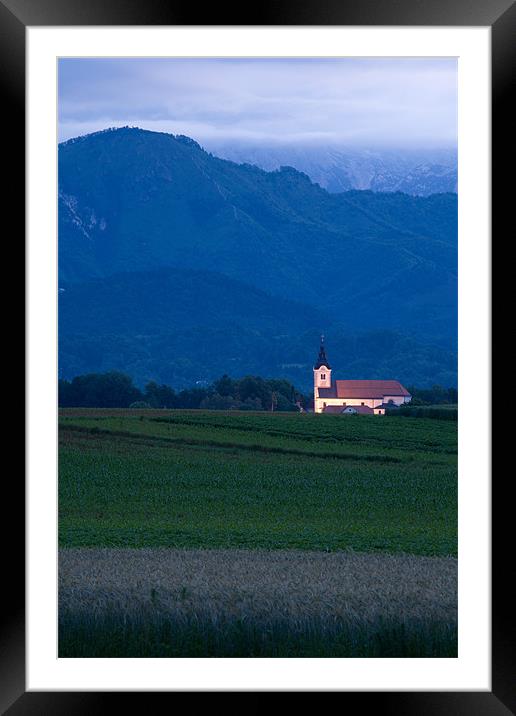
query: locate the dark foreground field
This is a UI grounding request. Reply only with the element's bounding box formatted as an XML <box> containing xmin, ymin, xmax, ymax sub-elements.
<box><xmin>59</xmin><ymin>548</ymin><xmax>457</xmax><ymax>658</ymax></box>
<box><xmin>58</xmin><ymin>409</ymin><xmax>458</xmax><ymax>657</ymax></box>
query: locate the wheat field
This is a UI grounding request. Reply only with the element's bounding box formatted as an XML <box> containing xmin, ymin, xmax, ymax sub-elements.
<box><xmin>59</xmin><ymin>547</ymin><xmax>457</xmax><ymax>657</ymax></box>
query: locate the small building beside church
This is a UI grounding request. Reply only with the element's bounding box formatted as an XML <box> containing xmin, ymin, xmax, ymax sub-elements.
<box><xmin>313</xmin><ymin>338</ymin><xmax>411</xmax><ymax>415</ymax></box>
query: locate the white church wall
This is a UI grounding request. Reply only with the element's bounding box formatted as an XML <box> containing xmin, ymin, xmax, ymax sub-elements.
<box><xmin>338</xmin><ymin>397</ymin><xmax>377</xmax><ymax>408</ymax></box>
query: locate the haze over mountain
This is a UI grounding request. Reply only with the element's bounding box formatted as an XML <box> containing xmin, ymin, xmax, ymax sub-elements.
<box><xmin>58</xmin><ymin>127</ymin><xmax>457</xmax><ymax>389</ymax></box>
<box><xmin>207</xmin><ymin>144</ymin><xmax>457</xmax><ymax>197</ymax></box>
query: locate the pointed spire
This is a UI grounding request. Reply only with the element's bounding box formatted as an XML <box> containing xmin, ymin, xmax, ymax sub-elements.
<box><xmin>314</xmin><ymin>334</ymin><xmax>331</xmax><ymax>369</ymax></box>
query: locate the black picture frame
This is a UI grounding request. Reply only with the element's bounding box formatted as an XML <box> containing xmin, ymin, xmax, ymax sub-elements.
<box><xmin>5</xmin><ymin>0</ymin><xmax>512</xmax><ymax>710</ymax></box>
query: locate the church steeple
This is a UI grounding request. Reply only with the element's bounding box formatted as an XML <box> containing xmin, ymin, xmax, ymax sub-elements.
<box><xmin>313</xmin><ymin>335</ymin><xmax>332</xmax><ymax>410</ymax></box>
<box><xmin>314</xmin><ymin>334</ymin><xmax>331</xmax><ymax>369</ymax></box>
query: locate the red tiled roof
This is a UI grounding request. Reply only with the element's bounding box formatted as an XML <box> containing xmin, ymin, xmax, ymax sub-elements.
<box><xmin>334</xmin><ymin>380</ymin><xmax>411</xmax><ymax>399</ymax></box>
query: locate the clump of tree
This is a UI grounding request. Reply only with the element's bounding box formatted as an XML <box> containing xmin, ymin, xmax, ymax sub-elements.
<box><xmin>58</xmin><ymin>372</ymin><xmax>142</xmax><ymax>408</ymax></box>
<box><xmin>59</xmin><ymin>371</ymin><xmax>309</xmax><ymax>411</ymax></box>
<box><xmin>406</xmin><ymin>385</ymin><xmax>458</xmax><ymax>406</ymax></box>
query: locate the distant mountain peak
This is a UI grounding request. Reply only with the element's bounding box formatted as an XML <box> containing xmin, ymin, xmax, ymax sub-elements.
<box><xmin>59</xmin><ymin>125</ymin><xmax>140</xmax><ymax>146</ymax></box>
<box><xmin>60</xmin><ymin>126</ymin><xmax>208</xmax><ymax>151</ymax></box>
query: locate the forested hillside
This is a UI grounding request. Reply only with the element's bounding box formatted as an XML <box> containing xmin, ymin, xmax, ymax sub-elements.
<box><xmin>58</xmin><ymin>127</ymin><xmax>457</xmax><ymax>388</ymax></box>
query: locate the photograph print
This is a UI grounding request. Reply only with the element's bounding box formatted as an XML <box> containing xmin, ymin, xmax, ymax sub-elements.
<box><xmin>57</xmin><ymin>57</ymin><xmax>458</xmax><ymax>658</ymax></box>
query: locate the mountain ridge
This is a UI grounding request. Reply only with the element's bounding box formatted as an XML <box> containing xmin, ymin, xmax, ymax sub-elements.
<box><xmin>58</xmin><ymin>127</ymin><xmax>457</xmax><ymax>388</ymax></box>
<box><xmin>59</xmin><ymin>127</ymin><xmax>457</xmax><ymax>339</ymax></box>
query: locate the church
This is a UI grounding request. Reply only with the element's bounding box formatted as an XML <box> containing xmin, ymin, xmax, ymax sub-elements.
<box><xmin>313</xmin><ymin>338</ymin><xmax>412</xmax><ymax>415</ymax></box>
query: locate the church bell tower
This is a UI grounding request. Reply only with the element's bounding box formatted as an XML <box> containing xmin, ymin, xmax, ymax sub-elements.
<box><xmin>313</xmin><ymin>335</ymin><xmax>331</xmax><ymax>412</ymax></box>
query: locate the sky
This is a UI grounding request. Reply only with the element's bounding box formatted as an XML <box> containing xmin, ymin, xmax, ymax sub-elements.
<box><xmin>58</xmin><ymin>57</ymin><xmax>457</xmax><ymax>149</ymax></box>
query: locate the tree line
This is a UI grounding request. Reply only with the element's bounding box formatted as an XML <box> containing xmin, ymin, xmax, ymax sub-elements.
<box><xmin>58</xmin><ymin>371</ymin><xmax>458</xmax><ymax>411</ymax></box>
<box><xmin>58</xmin><ymin>371</ymin><xmax>308</xmax><ymax>411</ymax></box>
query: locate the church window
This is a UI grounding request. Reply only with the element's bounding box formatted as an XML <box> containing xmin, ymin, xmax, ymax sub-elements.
<box><xmin>321</xmin><ymin>373</ymin><xmax>326</xmax><ymax>380</ymax></box>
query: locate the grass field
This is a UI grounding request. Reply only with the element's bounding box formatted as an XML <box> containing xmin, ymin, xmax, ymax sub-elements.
<box><xmin>59</xmin><ymin>409</ymin><xmax>457</xmax><ymax>555</ymax></box>
<box><xmin>58</xmin><ymin>408</ymin><xmax>458</xmax><ymax>657</ymax></box>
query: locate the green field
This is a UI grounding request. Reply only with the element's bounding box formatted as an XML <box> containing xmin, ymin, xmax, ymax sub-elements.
<box><xmin>59</xmin><ymin>409</ymin><xmax>457</xmax><ymax>556</ymax></box>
